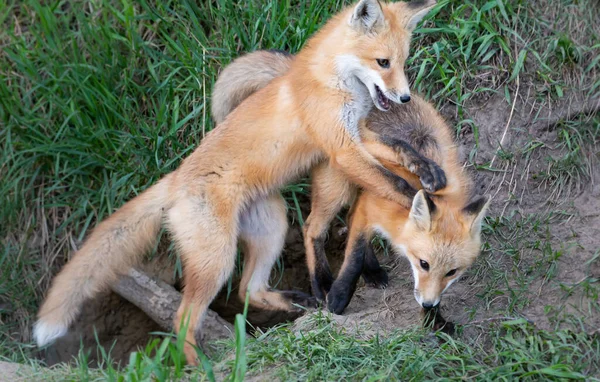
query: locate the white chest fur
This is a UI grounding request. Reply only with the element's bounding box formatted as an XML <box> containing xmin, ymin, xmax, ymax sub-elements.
<box><xmin>335</xmin><ymin>55</ymin><xmax>375</xmax><ymax>140</ymax></box>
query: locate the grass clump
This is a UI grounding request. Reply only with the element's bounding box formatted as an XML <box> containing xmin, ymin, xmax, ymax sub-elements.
<box><xmin>238</xmin><ymin>315</ymin><xmax>600</xmax><ymax>381</ymax></box>
<box><xmin>538</xmin><ymin>115</ymin><xmax>600</xmax><ymax>199</ymax></box>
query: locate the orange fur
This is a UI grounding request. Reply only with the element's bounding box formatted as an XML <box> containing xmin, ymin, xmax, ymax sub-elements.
<box><xmin>34</xmin><ymin>0</ymin><xmax>438</xmax><ymax>365</ymax></box>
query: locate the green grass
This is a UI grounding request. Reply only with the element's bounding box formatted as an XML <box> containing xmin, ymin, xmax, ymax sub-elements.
<box><xmin>476</xmin><ymin>212</ymin><xmax>568</xmax><ymax>312</ymax></box>
<box><xmin>240</xmin><ymin>314</ymin><xmax>600</xmax><ymax>381</ymax></box>
<box><xmin>1</xmin><ymin>0</ymin><xmax>599</xmax><ymax>380</ymax></box>
<box><xmin>537</xmin><ymin>115</ymin><xmax>600</xmax><ymax>199</ymax></box>
<box><xmin>471</xmin><ymin>204</ymin><xmax>600</xmax><ymax>326</ymax></box>
<box><xmin>11</xmin><ymin>314</ymin><xmax>600</xmax><ymax>381</ymax></box>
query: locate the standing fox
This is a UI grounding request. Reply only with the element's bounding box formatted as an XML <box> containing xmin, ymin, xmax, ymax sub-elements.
<box><xmin>213</xmin><ymin>50</ymin><xmax>490</xmax><ymax>316</ymax></box>
<box><xmin>34</xmin><ymin>0</ymin><xmax>440</xmax><ymax>364</ymax></box>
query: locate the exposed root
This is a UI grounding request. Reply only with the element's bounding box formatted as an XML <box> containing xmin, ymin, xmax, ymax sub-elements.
<box><xmin>112</xmin><ymin>268</ymin><xmax>234</xmax><ymax>346</ymax></box>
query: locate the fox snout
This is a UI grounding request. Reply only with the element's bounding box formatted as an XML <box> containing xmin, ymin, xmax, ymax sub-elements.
<box><xmin>421</xmin><ymin>301</ymin><xmax>438</xmax><ymax>309</ymax></box>
<box><xmin>387</xmin><ymin>89</ymin><xmax>411</xmax><ymax>104</ymax></box>
<box><xmin>414</xmin><ymin>288</ymin><xmax>441</xmax><ymax>309</ymax></box>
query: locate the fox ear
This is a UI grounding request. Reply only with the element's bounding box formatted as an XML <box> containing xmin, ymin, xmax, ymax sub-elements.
<box><xmin>396</xmin><ymin>0</ymin><xmax>437</xmax><ymax>32</ymax></box>
<box><xmin>409</xmin><ymin>190</ymin><xmax>436</xmax><ymax>231</ymax></box>
<box><xmin>350</xmin><ymin>0</ymin><xmax>384</xmax><ymax>32</ymax></box>
<box><xmin>462</xmin><ymin>195</ymin><xmax>491</xmax><ymax>237</ymax></box>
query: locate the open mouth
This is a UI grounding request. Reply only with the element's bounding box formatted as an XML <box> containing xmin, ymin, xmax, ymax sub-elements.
<box><xmin>374</xmin><ymin>85</ymin><xmax>390</xmax><ymax>111</ymax></box>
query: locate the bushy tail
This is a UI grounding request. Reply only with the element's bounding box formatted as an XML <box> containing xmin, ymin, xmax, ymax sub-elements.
<box><xmin>34</xmin><ymin>175</ymin><xmax>173</xmax><ymax>347</ymax></box>
<box><xmin>211</xmin><ymin>50</ymin><xmax>293</xmax><ymax>124</ymax></box>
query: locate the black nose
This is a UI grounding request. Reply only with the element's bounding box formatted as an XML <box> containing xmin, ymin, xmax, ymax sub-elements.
<box><xmin>400</xmin><ymin>94</ymin><xmax>411</xmax><ymax>103</ymax></box>
<box><xmin>422</xmin><ymin>302</ymin><xmax>436</xmax><ymax>309</ymax></box>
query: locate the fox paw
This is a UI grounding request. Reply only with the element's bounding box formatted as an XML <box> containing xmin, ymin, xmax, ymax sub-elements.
<box><xmin>362</xmin><ymin>268</ymin><xmax>388</xmax><ymax>289</ymax></box>
<box><xmin>326</xmin><ymin>283</ymin><xmax>352</xmax><ymax>315</ymax></box>
<box><xmin>418</xmin><ymin>160</ymin><xmax>447</xmax><ymax>193</ymax></box>
<box><xmin>311</xmin><ymin>275</ymin><xmax>333</xmax><ymax>303</ymax></box>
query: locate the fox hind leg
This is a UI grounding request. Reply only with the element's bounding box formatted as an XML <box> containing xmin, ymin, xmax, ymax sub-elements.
<box><xmin>168</xmin><ymin>197</ymin><xmax>239</xmax><ymax>365</ymax></box>
<box><xmin>239</xmin><ymin>194</ymin><xmax>316</xmax><ymax>312</ymax></box>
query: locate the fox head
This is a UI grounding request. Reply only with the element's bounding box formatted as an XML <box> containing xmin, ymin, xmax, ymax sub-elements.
<box><xmin>335</xmin><ymin>0</ymin><xmax>437</xmax><ymax>111</ymax></box>
<box><xmin>394</xmin><ymin>190</ymin><xmax>490</xmax><ymax>309</ymax></box>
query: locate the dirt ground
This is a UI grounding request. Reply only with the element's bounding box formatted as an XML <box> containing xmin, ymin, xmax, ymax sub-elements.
<box><xmin>35</xmin><ymin>87</ymin><xmax>599</xmax><ymax>366</ymax></box>
<box><xmin>0</xmin><ymin>361</ymin><xmax>36</xmax><ymax>382</ymax></box>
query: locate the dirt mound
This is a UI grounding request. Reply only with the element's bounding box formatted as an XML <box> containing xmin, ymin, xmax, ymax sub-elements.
<box><xmin>39</xmin><ymin>291</ymin><xmax>162</xmax><ymax>367</ymax></box>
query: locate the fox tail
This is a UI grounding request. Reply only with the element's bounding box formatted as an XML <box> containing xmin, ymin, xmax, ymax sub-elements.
<box><xmin>211</xmin><ymin>50</ymin><xmax>293</xmax><ymax>124</ymax></box>
<box><xmin>34</xmin><ymin>175</ymin><xmax>173</xmax><ymax>347</ymax></box>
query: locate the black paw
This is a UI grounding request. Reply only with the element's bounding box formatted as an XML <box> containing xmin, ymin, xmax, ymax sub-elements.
<box><xmin>325</xmin><ymin>282</ymin><xmax>352</xmax><ymax>315</ymax></box>
<box><xmin>281</xmin><ymin>290</ymin><xmax>319</xmax><ymax>310</ymax></box>
<box><xmin>311</xmin><ymin>274</ymin><xmax>333</xmax><ymax>303</ymax></box>
<box><xmin>418</xmin><ymin>160</ymin><xmax>447</xmax><ymax>193</ymax></box>
<box><xmin>362</xmin><ymin>267</ymin><xmax>388</xmax><ymax>289</ymax></box>
<box><xmin>312</xmin><ymin>288</ymin><xmax>327</xmax><ymax>304</ymax></box>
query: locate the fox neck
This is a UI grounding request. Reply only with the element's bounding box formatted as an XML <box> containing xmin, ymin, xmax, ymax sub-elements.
<box><xmin>294</xmin><ymin>12</ymin><xmax>375</xmax><ymax>136</ymax></box>
<box><xmin>337</xmin><ymin>71</ymin><xmax>374</xmax><ymax>138</ymax></box>
<box><xmin>299</xmin><ymin>52</ymin><xmax>374</xmax><ymax>139</ymax></box>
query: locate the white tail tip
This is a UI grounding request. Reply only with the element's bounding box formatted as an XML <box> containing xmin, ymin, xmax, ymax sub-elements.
<box><xmin>33</xmin><ymin>321</ymin><xmax>68</xmax><ymax>347</ymax></box>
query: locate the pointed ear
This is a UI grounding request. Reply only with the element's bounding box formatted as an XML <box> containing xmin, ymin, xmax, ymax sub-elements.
<box><xmin>349</xmin><ymin>0</ymin><xmax>384</xmax><ymax>32</ymax></box>
<box><xmin>409</xmin><ymin>190</ymin><xmax>436</xmax><ymax>231</ymax></box>
<box><xmin>397</xmin><ymin>0</ymin><xmax>437</xmax><ymax>32</ymax></box>
<box><xmin>462</xmin><ymin>195</ymin><xmax>491</xmax><ymax>237</ymax></box>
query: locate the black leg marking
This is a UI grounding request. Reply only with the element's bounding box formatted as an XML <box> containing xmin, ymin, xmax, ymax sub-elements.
<box><xmin>361</xmin><ymin>242</ymin><xmax>388</xmax><ymax>288</ymax></box>
<box><xmin>326</xmin><ymin>234</ymin><xmax>368</xmax><ymax>314</ymax></box>
<box><xmin>379</xmin><ymin>165</ymin><xmax>417</xmax><ymax>199</ymax></box>
<box><xmin>380</xmin><ymin>135</ymin><xmax>447</xmax><ymax>193</ymax></box>
<box><xmin>311</xmin><ymin>234</ymin><xmax>334</xmax><ymax>302</ymax></box>
<box><xmin>407</xmin><ymin>0</ymin><xmax>433</xmax><ymax>10</ymax></box>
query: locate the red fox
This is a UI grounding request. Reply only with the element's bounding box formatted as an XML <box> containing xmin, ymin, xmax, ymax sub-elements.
<box><xmin>34</xmin><ymin>0</ymin><xmax>439</xmax><ymax>364</ymax></box>
<box><xmin>212</xmin><ymin>50</ymin><xmax>490</xmax><ymax>319</ymax></box>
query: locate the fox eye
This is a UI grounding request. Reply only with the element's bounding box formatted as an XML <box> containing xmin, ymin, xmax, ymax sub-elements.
<box><xmin>419</xmin><ymin>260</ymin><xmax>429</xmax><ymax>271</ymax></box>
<box><xmin>376</xmin><ymin>58</ymin><xmax>390</xmax><ymax>68</ymax></box>
<box><xmin>445</xmin><ymin>269</ymin><xmax>457</xmax><ymax>277</ymax></box>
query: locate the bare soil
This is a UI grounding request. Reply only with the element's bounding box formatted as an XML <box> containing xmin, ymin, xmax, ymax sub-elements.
<box><xmin>0</xmin><ymin>360</ymin><xmax>36</xmax><ymax>382</ymax></box>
